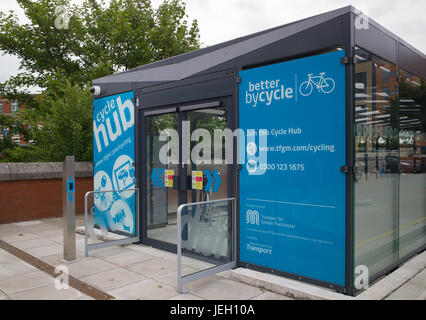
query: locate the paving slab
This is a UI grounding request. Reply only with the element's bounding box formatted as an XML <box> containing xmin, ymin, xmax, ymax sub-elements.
<box><xmin>0</xmin><ymin>261</ymin><xmax>38</xmax><ymax>280</ymax></box>
<box><xmin>81</xmin><ymin>268</ymin><xmax>146</xmax><ymax>291</ymax></box>
<box><xmin>356</xmin><ymin>251</ymin><xmax>425</xmax><ymax>300</ymax></box>
<box><xmin>187</xmin><ymin>276</ymin><xmax>263</xmax><ymax>300</ymax></box>
<box><xmin>40</xmin><ymin>252</ymin><xmax>89</xmax><ymax>267</ymax></box>
<box><xmin>65</xmin><ymin>258</ymin><xmax>118</xmax><ymax>278</ymax></box>
<box><xmin>0</xmin><ymin>270</ymin><xmax>53</xmax><ymax>294</ymax></box>
<box><xmin>109</xmin><ymin>278</ymin><xmax>178</xmax><ymax>300</ymax></box>
<box><xmin>124</xmin><ymin>257</ymin><xmax>177</xmax><ymax>278</ymax></box>
<box><xmin>50</xmin><ymin>233</ymin><xmax>85</xmax><ymax>244</ymax></box>
<box><xmin>152</xmin><ymin>267</ymin><xmax>201</xmax><ymax>288</ymax></box>
<box><xmin>251</xmin><ymin>291</ymin><xmax>294</xmax><ymax>300</ymax></box>
<box><xmin>100</xmin><ymin>250</ymin><xmax>155</xmax><ymax>267</ymax></box>
<box><xmin>412</xmin><ymin>269</ymin><xmax>426</xmax><ymax>287</ymax></box>
<box><xmin>25</xmin><ymin>244</ymin><xmax>62</xmax><ymax>258</ymax></box>
<box><xmin>36</xmin><ymin>229</ymin><xmax>64</xmax><ymax>240</ymax></box>
<box><xmin>230</xmin><ymin>268</ymin><xmax>351</xmax><ymax>300</ymax></box>
<box><xmin>128</xmin><ymin>244</ymin><xmax>177</xmax><ymax>260</ymax></box>
<box><xmin>384</xmin><ymin>269</ymin><xmax>426</xmax><ymax>300</ymax></box>
<box><xmin>9</xmin><ymin>284</ymin><xmax>85</xmax><ymax>300</ymax></box>
<box><xmin>0</xmin><ymin>224</ymin><xmax>26</xmax><ymax>236</ymax></box>
<box><xmin>90</xmin><ymin>245</ymin><xmax>134</xmax><ymax>258</ymax></box>
<box><xmin>12</xmin><ymin>221</ymin><xmax>44</xmax><ymax>227</ymax></box>
<box><xmin>0</xmin><ymin>249</ymin><xmax>21</xmax><ymax>264</ymax></box>
<box><xmin>20</xmin><ymin>222</ymin><xmax>59</xmax><ymax>233</ymax></box>
<box><xmin>12</xmin><ymin>238</ymin><xmax>57</xmax><ymax>250</ymax></box>
<box><xmin>385</xmin><ymin>282</ymin><xmax>425</xmax><ymax>300</ymax></box>
<box><xmin>0</xmin><ymin>232</ymin><xmax>40</xmax><ymax>243</ymax></box>
<box><xmin>168</xmin><ymin>293</ymin><xmax>205</xmax><ymax>300</ymax></box>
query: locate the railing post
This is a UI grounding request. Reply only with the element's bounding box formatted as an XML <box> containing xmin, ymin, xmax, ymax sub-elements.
<box><xmin>176</xmin><ymin>198</ymin><xmax>236</xmax><ymax>294</ymax></box>
<box><xmin>177</xmin><ymin>205</ymin><xmax>183</xmax><ymax>294</ymax></box>
<box><xmin>84</xmin><ymin>191</ymin><xmax>89</xmax><ymax>257</ymax></box>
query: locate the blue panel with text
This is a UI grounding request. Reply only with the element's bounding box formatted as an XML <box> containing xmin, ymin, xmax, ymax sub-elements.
<box><xmin>239</xmin><ymin>50</ymin><xmax>346</xmax><ymax>286</ymax></box>
<box><xmin>93</xmin><ymin>91</ymin><xmax>136</xmax><ymax>235</ymax></box>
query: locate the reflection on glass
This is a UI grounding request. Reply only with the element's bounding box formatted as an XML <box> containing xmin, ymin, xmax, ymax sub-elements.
<box><xmin>354</xmin><ymin>48</ymin><xmax>399</xmax><ymax>279</ymax></box>
<box><xmin>398</xmin><ymin>70</ymin><xmax>426</xmax><ymax>258</ymax></box>
<box><xmin>180</xmin><ymin>200</ymin><xmax>233</xmax><ymax>264</ymax></box>
<box><xmin>187</xmin><ymin>108</ymin><xmax>228</xmax><ymax>204</ymax></box>
<box><xmin>146</xmin><ymin>113</ymin><xmax>179</xmax><ymax>244</ymax></box>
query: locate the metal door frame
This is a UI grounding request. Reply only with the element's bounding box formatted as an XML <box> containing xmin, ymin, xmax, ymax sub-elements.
<box><xmin>138</xmin><ymin>96</ymin><xmax>235</xmax><ymax>254</ymax></box>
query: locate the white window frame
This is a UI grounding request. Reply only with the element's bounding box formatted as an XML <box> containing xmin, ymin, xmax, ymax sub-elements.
<box><xmin>11</xmin><ymin>101</ymin><xmax>20</xmax><ymax>113</ymax></box>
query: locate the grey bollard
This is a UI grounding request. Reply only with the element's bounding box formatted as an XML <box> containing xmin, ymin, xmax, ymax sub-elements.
<box><xmin>63</xmin><ymin>156</ymin><xmax>76</xmax><ymax>261</ymax></box>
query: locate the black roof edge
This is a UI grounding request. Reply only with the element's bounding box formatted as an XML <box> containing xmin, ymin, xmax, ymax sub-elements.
<box><xmin>93</xmin><ymin>5</ymin><xmax>425</xmax><ymax>85</ymax></box>
<box><xmin>350</xmin><ymin>7</ymin><xmax>425</xmax><ymax>59</ymax></box>
<box><xmin>93</xmin><ymin>5</ymin><xmax>353</xmax><ymax>84</ymax></box>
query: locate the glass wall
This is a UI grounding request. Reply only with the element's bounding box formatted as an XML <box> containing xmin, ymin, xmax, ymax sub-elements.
<box><xmin>398</xmin><ymin>70</ymin><xmax>426</xmax><ymax>258</ymax></box>
<box><xmin>354</xmin><ymin>47</ymin><xmax>399</xmax><ymax>278</ymax></box>
<box><xmin>354</xmin><ymin>47</ymin><xmax>426</xmax><ymax>284</ymax></box>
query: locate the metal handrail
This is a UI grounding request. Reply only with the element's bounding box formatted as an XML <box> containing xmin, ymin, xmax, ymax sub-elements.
<box><xmin>84</xmin><ymin>188</ymin><xmax>139</xmax><ymax>257</ymax></box>
<box><xmin>177</xmin><ymin>197</ymin><xmax>236</xmax><ymax>293</ymax></box>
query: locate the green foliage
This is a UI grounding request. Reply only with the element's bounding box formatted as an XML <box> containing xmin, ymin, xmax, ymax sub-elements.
<box><xmin>0</xmin><ymin>112</ymin><xmax>30</xmax><ymax>161</ymax></box>
<box><xmin>0</xmin><ymin>0</ymin><xmax>200</xmax><ymax>162</ymax></box>
<box><xmin>0</xmin><ymin>0</ymin><xmax>200</xmax><ymax>89</ymax></box>
<box><xmin>32</xmin><ymin>79</ymin><xmax>94</xmax><ymax>161</ymax></box>
<box><xmin>1</xmin><ymin>145</ymin><xmax>46</xmax><ymax>163</ymax></box>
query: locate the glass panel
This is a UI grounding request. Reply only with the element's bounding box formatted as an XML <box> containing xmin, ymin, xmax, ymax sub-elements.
<box><xmin>398</xmin><ymin>70</ymin><xmax>426</xmax><ymax>258</ymax></box>
<box><xmin>186</xmin><ymin>107</ymin><xmax>228</xmax><ymax>204</ymax></box>
<box><xmin>179</xmin><ymin>198</ymin><xmax>234</xmax><ymax>273</ymax></box>
<box><xmin>146</xmin><ymin>112</ymin><xmax>179</xmax><ymax>244</ymax></box>
<box><xmin>86</xmin><ymin>189</ymin><xmax>139</xmax><ymax>246</ymax></box>
<box><xmin>354</xmin><ymin>48</ymin><xmax>399</xmax><ymax>279</ymax></box>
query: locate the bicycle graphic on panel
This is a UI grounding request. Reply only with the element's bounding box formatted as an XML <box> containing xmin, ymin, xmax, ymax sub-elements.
<box><xmin>299</xmin><ymin>72</ymin><xmax>335</xmax><ymax>96</ymax></box>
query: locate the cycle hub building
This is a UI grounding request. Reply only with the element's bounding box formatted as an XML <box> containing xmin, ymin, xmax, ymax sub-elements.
<box><xmin>91</xmin><ymin>6</ymin><xmax>426</xmax><ymax>295</ymax></box>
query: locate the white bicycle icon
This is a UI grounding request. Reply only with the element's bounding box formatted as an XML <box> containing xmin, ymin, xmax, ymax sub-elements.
<box><xmin>299</xmin><ymin>72</ymin><xmax>335</xmax><ymax>96</ymax></box>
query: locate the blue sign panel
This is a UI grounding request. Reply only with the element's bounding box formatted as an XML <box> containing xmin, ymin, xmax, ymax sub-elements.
<box><xmin>93</xmin><ymin>91</ymin><xmax>136</xmax><ymax>235</ymax></box>
<box><xmin>239</xmin><ymin>50</ymin><xmax>346</xmax><ymax>286</ymax></box>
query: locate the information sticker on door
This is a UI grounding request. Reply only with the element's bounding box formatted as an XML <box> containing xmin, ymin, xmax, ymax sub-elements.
<box><xmin>192</xmin><ymin>171</ymin><xmax>203</xmax><ymax>190</ymax></box>
<box><xmin>165</xmin><ymin>170</ymin><xmax>174</xmax><ymax>187</ymax></box>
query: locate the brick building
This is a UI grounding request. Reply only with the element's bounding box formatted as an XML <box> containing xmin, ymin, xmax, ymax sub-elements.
<box><xmin>0</xmin><ymin>95</ymin><xmax>25</xmax><ymax>144</ymax></box>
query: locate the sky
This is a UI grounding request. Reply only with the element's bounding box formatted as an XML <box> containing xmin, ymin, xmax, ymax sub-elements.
<box><xmin>0</xmin><ymin>0</ymin><xmax>425</xmax><ymax>90</ymax></box>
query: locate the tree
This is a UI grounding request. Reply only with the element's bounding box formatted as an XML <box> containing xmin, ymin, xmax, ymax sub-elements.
<box><xmin>0</xmin><ymin>0</ymin><xmax>200</xmax><ymax>89</ymax></box>
<box><xmin>0</xmin><ymin>0</ymin><xmax>200</xmax><ymax>161</ymax></box>
<box><xmin>0</xmin><ymin>112</ymin><xmax>31</xmax><ymax>161</ymax></box>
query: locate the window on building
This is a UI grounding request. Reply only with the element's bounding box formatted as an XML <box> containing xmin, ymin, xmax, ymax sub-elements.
<box><xmin>355</xmin><ymin>72</ymin><xmax>367</xmax><ymax>100</ymax></box>
<box><xmin>11</xmin><ymin>101</ymin><xmax>20</xmax><ymax>113</ymax></box>
<box><xmin>0</xmin><ymin>101</ymin><xmax>3</xmax><ymax>113</ymax></box>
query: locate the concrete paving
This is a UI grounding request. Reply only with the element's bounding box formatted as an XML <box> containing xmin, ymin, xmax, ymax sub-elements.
<box><xmin>385</xmin><ymin>269</ymin><xmax>426</xmax><ymax>300</ymax></box>
<box><xmin>0</xmin><ymin>217</ymin><xmax>293</xmax><ymax>300</ymax></box>
<box><xmin>0</xmin><ymin>216</ymin><xmax>424</xmax><ymax>300</ymax></box>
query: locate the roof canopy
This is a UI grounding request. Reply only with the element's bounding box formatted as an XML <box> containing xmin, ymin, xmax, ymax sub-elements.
<box><xmin>93</xmin><ymin>6</ymin><xmax>425</xmax><ymax>88</ymax></box>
